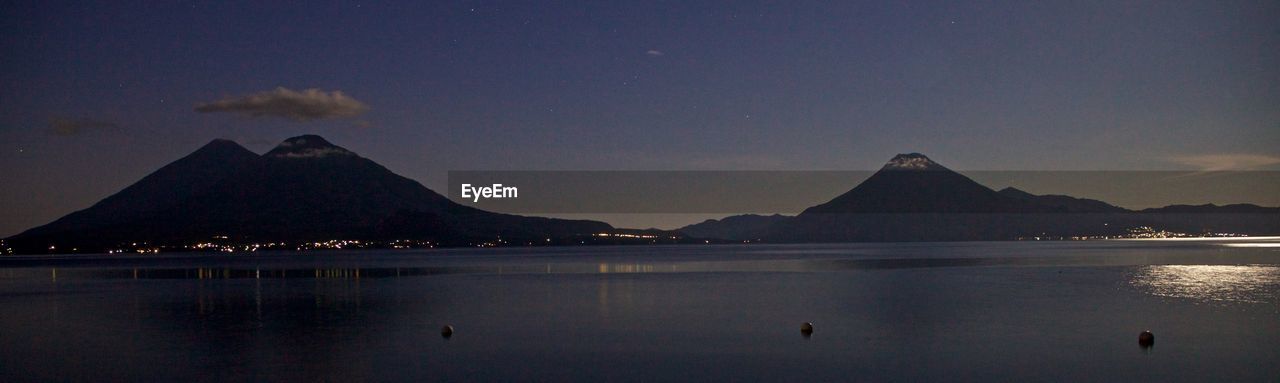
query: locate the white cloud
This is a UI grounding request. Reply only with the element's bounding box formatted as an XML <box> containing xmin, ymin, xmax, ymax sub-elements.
<box><xmin>1169</xmin><ymin>154</ymin><xmax>1280</xmax><ymax>170</ymax></box>
<box><xmin>646</xmin><ymin>49</ymin><xmax>664</xmax><ymax>56</ymax></box>
<box><xmin>195</xmin><ymin>87</ymin><xmax>369</xmax><ymax>121</ymax></box>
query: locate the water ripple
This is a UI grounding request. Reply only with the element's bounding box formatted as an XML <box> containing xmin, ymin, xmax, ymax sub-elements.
<box><xmin>1131</xmin><ymin>265</ymin><xmax>1280</xmax><ymax>304</ymax></box>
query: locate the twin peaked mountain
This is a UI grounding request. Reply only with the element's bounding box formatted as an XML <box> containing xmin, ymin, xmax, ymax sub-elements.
<box><xmin>7</xmin><ymin>138</ymin><xmax>1277</xmax><ymax>253</ymax></box>
<box><xmin>7</xmin><ymin>135</ymin><xmax>610</xmax><ymax>253</ymax></box>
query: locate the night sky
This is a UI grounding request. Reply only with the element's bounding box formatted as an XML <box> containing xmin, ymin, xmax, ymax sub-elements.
<box><xmin>2</xmin><ymin>1</ymin><xmax>1278</xmax><ymax>236</ymax></box>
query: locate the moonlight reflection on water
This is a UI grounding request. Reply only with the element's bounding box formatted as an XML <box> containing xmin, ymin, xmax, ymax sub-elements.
<box><xmin>4</xmin><ymin>243</ymin><xmax>1280</xmax><ymax>381</ymax></box>
<box><xmin>1132</xmin><ymin>265</ymin><xmax>1280</xmax><ymax>303</ymax></box>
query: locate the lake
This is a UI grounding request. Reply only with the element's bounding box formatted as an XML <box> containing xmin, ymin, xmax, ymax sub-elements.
<box><xmin>2</xmin><ymin>240</ymin><xmax>1278</xmax><ymax>382</ymax></box>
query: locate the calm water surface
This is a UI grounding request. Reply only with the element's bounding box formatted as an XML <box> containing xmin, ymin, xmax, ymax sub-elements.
<box><xmin>2</xmin><ymin>240</ymin><xmax>1278</xmax><ymax>382</ymax></box>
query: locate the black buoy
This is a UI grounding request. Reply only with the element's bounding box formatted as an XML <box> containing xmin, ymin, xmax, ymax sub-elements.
<box><xmin>1138</xmin><ymin>331</ymin><xmax>1154</xmax><ymax>347</ymax></box>
<box><xmin>442</xmin><ymin>325</ymin><xmax>454</xmax><ymax>338</ymax></box>
<box><xmin>800</xmin><ymin>322</ymin><xmax>814</xmax><ymax>336</ymax></box>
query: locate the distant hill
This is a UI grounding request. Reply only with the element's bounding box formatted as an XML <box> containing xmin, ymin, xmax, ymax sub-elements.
<box><xmin>1139</xmin><ymin>203</ymin><xmax>1280</xmax><ymax>214</ymax></box>
<box><xmin>6</xmin><ymin>135</ymin><xmax>613</xmax><ymax>253</ymax></box>
<box><xmin>677</xmin><ymin>214</ymin><xmax>791</xmax><ymax>241</ymax></box>
<box><xmin>996</xmin><ymin>187</ymin><xmax>1127</xmax><ymax>213</ymax></box>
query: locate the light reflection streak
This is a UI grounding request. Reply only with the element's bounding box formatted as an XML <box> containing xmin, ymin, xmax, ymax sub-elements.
<box><xmin>596</xmin><ymin>263</ymin><xmax>656</xmax><ymax>273</ymax></box>
<box><xmin>1131</xmin><ymin>265</ymin><xmax>1280</xmax><ymax>303</ymax></box>
<box><xmin>1221</xmin><ymin>243</ymin><xmax>1280</xmax><ymax>248</ymax></box>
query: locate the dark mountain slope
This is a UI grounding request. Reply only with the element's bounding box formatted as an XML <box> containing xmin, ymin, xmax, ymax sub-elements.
<box><xmin>12</xmin><ymin>139</ymin><xmax>262</xmax><ymax>239</ymax></box>
<box><xmin>997</xmin><ymin>187</ymin><xmax>1128</xmax><ymax>213</ymax></box>
<box><xmin>7</xmin><ymin>135</ymin><xmax>612</xmax><ymax>253</ymax></box>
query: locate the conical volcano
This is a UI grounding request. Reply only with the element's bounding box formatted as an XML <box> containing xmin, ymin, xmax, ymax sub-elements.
<box><xmin>802</xmin><ymin>153</ymin><xmax>1027</xmax><ymax>214</ymax></box>
<box><xmin>11</xmin><ymin>139</ymin><xmax>262</xmax><ymax>240</ymax></box>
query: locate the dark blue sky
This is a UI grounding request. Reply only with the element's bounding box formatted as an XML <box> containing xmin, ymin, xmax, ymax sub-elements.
<box><xmin>2</xmin><ymin>1</ymin><xmax>1278</xmax><ymax>235</ymax></box>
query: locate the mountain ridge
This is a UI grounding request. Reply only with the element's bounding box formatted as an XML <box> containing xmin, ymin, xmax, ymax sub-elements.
<box><xmin>683</xmin><ymin>153</ymin><xmax>1278</xmax><ymax>241</ymax></box>
<box><xmin>6</xmin><ymin>135</ymin><xmax>618</xmax><ymax>253</ymax></box>
<box><xmin>9</xmin><ymin>147</ymin><xmax>1277</xmax><ymax>252</ymax></box>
